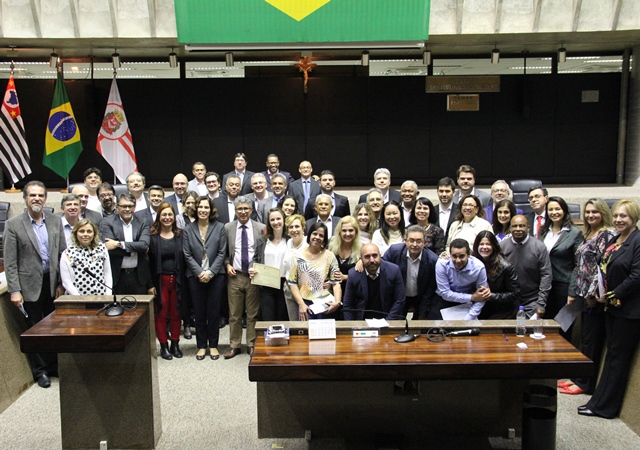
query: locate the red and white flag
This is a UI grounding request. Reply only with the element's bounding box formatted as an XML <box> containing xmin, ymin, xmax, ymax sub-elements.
<box><xmin>0</xmin><ymin>75</ymin><xmax>31</xmax><ymax>183</ymax></box>
<box><xmin>96</xmin><ymin>78</ymin><xmax>137</xmax><ymax>183</ymax></box>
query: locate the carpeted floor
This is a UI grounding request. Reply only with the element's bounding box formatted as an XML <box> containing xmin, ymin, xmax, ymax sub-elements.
<box><xmin>0</xmin><ymin>325</ymin><xmax>639</xmax><ymax>449</ymax></box>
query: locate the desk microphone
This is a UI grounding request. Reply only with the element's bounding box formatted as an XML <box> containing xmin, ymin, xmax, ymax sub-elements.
<box><xmin>447</xmin><ymin>328</ymin><xmax>480</xmax><ymax>337</ymax></box>
<box><xmin>82</xmin><ymin>267</ymin><xmax>123</xmax><ymax>317</ymax></box>
<box><xmin>340</xmin><ymin>304</ymin><xmax>416</xmax><ymax>343</ymax></box>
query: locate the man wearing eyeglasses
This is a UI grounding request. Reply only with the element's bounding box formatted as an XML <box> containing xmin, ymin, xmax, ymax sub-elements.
<box><xmin>247</xmin><ymin>172</ymin><xmax>271</xmax><ymax>209</ymax></box>
<box><xmin>204</xmin><ymin>171</ymin><xmax>222</xmax><ymax>200</ymax></box>
<box><xmin>71</xmin><ymin>184</ymin><xmax>102</xmax><ymax>224</ymax></box>
<box><xmin>524</xmin><ymin>186</ymin><xmax>549</xmax><ymax>237</ymax></box>
<box><xmin>99</xmin><ymin>193</ymin><xmax>151</xmax><ymax>295</ymax></box>
<box><xmin>483</xmin><ymin>180</ymin><xmax>523</xmax><ymax>223</ymax></box>
<box><xmin>97</xmin><ymin>182</ymin><xmax>117</xmax><ymax>217</ymax></box>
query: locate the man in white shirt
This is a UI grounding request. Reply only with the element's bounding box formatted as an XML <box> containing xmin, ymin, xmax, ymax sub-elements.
<box><xmin>525</xmin><ymin>186</ymin><xmax>549</xmax><ymax>237</ymax></box>
<box><xmin>305</xmin><ymin>194</ymin><xmax>340</xmax><ymax>239</ymax></box>
<box><xmin>434</xmin><ymin>177</ymin><xmax>457</xmax><ymax>242</ymax></box>
<box><xmin>358</xmin><ymin>168</ymin><xmax>402</xmax><ymax>204</ymax></box>
<box><xmin>187</xmin><ymin>162</ymin><xmax>208</xmax><ymax>195</ymax></box>
<box><xmin>83</xmin><ymin>167</ymin><xmax>103</xmax><ymax>214</ymax></box>
<box><xmin>126</xmin><ymin>171</ymin><xmax>149</xmax><ymax>213</ymax></box>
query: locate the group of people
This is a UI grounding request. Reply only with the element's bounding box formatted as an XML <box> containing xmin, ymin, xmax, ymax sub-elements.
<box><xmin>4</xmin><ymin>157</ymin><xmax>640</xmax><ymax>421</ymax></box>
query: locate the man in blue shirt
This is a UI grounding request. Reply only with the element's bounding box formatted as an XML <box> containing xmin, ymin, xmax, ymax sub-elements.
<box><xmin>434</xmin><ymin>238</ymin><xmax>490</xmax><ymax>320</ymax></box>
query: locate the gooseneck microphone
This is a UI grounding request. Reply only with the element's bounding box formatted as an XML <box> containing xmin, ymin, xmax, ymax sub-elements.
<box><xmin>340</xmin><ymin>303</ymin><xmax>416</xmax><ymax>343</ymax></box>
<box><xmin>447</xmin><ymin>328</ymin><xmax>480</xmax><ymax>337</ymax></box>
<box><xmin>82</xmin><ymin>267</ymin><xmax>123</xmax><ymax>317</ymax></box>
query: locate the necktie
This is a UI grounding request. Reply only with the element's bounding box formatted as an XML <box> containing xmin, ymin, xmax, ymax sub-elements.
<box><xmin>303</xmin><ymin>180</ymin><xmax>310</xmax><ymax>210</ymax></box>
<box><xmin>536</xmin><ymin>216</ymin><xmax>542</xmax><ymax>237</ymax></box>
<box><xmin>241</xmin><ymin>225</ymin><xmax>249</xmax><ymax>273</ymax></box>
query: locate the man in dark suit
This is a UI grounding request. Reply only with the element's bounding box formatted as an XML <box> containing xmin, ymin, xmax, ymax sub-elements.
<box><xmin>524</xmin><ymin>186</ymin><xmax>549</xmax><ymax>237</ymax></box>
<box><xmin>164</xmin><ymin>173</ymin><xmax>189</xmax><ymax>219</ymax></box>
<box><xmin>99</xmin><ymin>193</ymin><xmax>151</xmax><ymax>295</ymax></box>
<box><xmin>222</xmin><ymin>152</ymin><xmax>254</xmax><ymax>196</ymax></box>
<box><xmin>434</xmin><ymin>177</ymin><xmax>458</xmax><ymax>243</ymax></box>
<box><xmin>305</xmin><ymin>194</ymin><xmax>341</xmax><ymax>240</ymax></box>
<box><xmin>343</xmin><ymin>243</ymin><xmax>405</xmax><ymax>320</ymax></box>
<box><xmin>304</xmin><ymin>170</ymin><xmax>350</xmax><ymax>220</ymax></box>
<box><xmin>71</xmin><ymin>184</ymin><xmax>102</xmax><ymax>225</ymax></box>
<box><xmin>256</xmin><ymin>173</ymin><xmax>287</xmax><ymax>223</ymax></box>
<box><xmin>262</xmin><ymin>153</ymin><xmax>294</xmax><ymax>192</ymax></box>
<box><xmin>452</xmin><ymin>164</ymin><xmax>492</xmax><ymax>207</ymax></box>
<box><xmin>288</xmin><ymin>160</ymin><xmax>321</xmax><ymax>212</ymax></box>
<box><xmin>357</xmin><ymin>168</ymin><xmax>402</xmax><ymax>204</ymax></box>
<box><xmin>383</xmin><ymin>225</ymin><xmax>440</xmax><ymax>320</ymax></box>
<box><xmin>4</xmin><ymin>181</ymin><xmax>66</xmax><ymax>388</ymax></box>
<box><xmin>223</xmin><ymin>196</ymin><xmax>266</xmax><ymax>358</ymax></box>
<box><xmin>213</xmin><ymin>175</ymin><xmax>241</xmax><ymax>224</ymax></box>
<box><xmin>136</xmin><ymin>185</ymin><xmax>165</xmax><ymax>228</ymax></box>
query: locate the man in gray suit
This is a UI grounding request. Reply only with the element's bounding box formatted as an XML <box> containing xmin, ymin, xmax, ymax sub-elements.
<box><xmin>99</xmin><ymin>193</ymin><xmax>151</xmax><ymax>295</ymax></box>
<box><xmin>256</xmin><ymin>173</ymin><xmax>288</xmax><ymax>223</ymax></box>
<box><xmin>4</xmin><ymin>181</ymin><xmax>66</xmax><ymax>388</ymax></box>
<box><xmin>223</xmin><ymin>196</ymin><xmax>266</xmax><ymax>358</ymax></box>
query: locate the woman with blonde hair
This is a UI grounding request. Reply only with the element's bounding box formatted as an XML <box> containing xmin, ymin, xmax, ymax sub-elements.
<box><xmin>352</xmin><ymin>202</ymin><xmax>377</xmax><ymax>244</ymax></box>
<box><xmin>560</xmin><ymin>198</ymin><xmax>613</xmax><ymax>395</ymax></box>
<box><xmin>328</xmin><ymin>216</ymin><xmax>362</xmax><ymax>290</ymax></box>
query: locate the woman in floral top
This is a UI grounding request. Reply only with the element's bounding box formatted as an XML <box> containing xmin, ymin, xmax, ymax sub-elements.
<box><xmin>559</xmin><ymin>198</ymin><xmax>613</xmax><ymax>395</ymax></box>
<box><xmin>288</xmin><ymin>222</ymin><xmax>341</xmax><ymax>320</ymax></box>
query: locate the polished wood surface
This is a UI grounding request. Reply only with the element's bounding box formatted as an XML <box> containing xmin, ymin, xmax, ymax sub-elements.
<box><xmin>249</xmin><ymin>333</ymin><xmax>592</xmax><ymax>382</ymax></box>
<box><xmin>20</xmin><ymin>308</ymin><xmax>147</xmax><ymax>353</ymax></box>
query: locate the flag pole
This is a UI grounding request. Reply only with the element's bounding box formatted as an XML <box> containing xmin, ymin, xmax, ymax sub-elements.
<box><xmin>61</xmin><ymin>175</ymin><xmax>69</xmax><ymax>193</ymax></box>
<box><xmin>4</xmin><ymin>61</ymin><xmax>22</xmax><ymax>193</ymax></box>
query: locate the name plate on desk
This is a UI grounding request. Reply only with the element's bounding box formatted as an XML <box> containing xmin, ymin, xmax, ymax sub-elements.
<box><xmin>353</xmin><ymin>329</ymin><xmax>379</xmax><ymax>338</ymax></box>
<box><xmin>308</xmin><ymin>319</ymin><xmax>336</xmax><ymax>340</ymax></box>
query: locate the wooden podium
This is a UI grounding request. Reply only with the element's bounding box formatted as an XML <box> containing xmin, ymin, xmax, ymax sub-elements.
<box><xmin>20</xmin><ymin>295</ymin><xmax>161</xmax><ymax>450</ymax></box>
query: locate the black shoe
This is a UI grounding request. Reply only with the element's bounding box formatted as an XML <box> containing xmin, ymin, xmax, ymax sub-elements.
<box><xmin>183</xmin><ymin>324</ymin><xmax>192</xmax><ymax>339</ymax></box>
<box><xmin>160</xmin><ymin>344</ymin><xmax>173</xmax><ymax>360</ymax></box>
<box><xmin>36</xmin><ymin>374</ymin><xmax>51</xmax><ymax>388</ymax></box>
<box><xmin>219</xmin><ymin>317</ymin><xmax>228</xmax><ymax>329</ymax></box>
<box><xmin>578</xmin><ymin>405</ymin><xmax>589</xmax><ymax>412</ymax></box>
<box><xmin>242</xmin><ymin>317</ymin><xmax>247</xmax><ymax>328</ymax></box>
<box><xmin>577</xmin><ymin>407</ymin><xmax>601</xmax><ymax>417</ymax></box>
<box><xmin>170</xmin><ymin>341</ymin><xmax>183</xmax><ymax>358</ymax></box>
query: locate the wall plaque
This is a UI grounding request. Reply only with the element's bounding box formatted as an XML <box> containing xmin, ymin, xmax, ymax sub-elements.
<box><xmin>427</xmin><ymin>76</ymin><xmax>500</xmax><ymax>93</ymax></box>
<box><xmin>447</xmin><ymin>94</ymin><xmax>480</xmax><ymax>111</ymax></box>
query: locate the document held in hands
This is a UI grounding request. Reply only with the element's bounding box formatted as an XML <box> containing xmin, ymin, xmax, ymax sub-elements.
<box><xmin>250</xmin><ymin>263</ymin><xmax>281</xmax><ymax>289</ymax></box>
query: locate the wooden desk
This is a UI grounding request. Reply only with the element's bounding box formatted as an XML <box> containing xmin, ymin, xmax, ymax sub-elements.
<box><xmin>249</xmin><ymin>328</ymin><xmax>592</xmax><ymax>444</ymax></box>
<box><xmin>20</xmin><ymin>297</ymin><xmax>161</xmax><ymax>450</ymax></box>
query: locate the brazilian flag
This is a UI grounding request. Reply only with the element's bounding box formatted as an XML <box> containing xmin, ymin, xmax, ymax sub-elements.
<box><xmin>43</xmin><ymin>70</ymin><xmax>83</xmax><ymax>180</ymax></box>
<box><xmin>175</xmin><ymin>0</ymin><xmax>430</xmax><ymax>44</ymax></box>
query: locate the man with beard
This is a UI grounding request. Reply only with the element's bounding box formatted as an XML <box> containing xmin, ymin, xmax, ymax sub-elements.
<box><xmin>342</xmin><ymin>243</ymin><xmax>405</xmax><ymax>320</ymax></box>
<box><xmin>97</xmin><ymin>182</ymin><xmax>117</xmax><ymax>217</ymax></box>
<box><xmin>164</xmin><ymin>173</ymin><xmax>189</xmax><ymax>219</ymax></box>
<box><xmin>4</xmin><ymin>181</ymin><xmax>66</xmax><ymax>388</ymax></box>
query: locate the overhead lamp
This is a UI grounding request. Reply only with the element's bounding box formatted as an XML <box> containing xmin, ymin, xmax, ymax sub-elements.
<box><xmin>225</xmin><ymin>52</ymin><xmax>234</xmax><ymax>67</ymax></box>
<box><xmin>558</xmin><ymin>46</ymin><xmax>567</xmax><ymax>64</ymax></box>
<box><xmin>50</xmin><ymin>51</ymin><xmax>59</xmax><ymax>68</ymax></box>
<box><xmin>491</xmin><ymin>46</ymin><xmax>500</xmax><ymax>65</ymax></box>
<box><xmin>169</xmin><ymin>49</ymin><xmax>178</xmax><ymax>68</ymax></box>
<box><xmin>422</xmin><ymin>49</ymin><xmax>431</xmax><ymax>66</ymax></box>
<box><xmin>112</xmin><ymin>52</ymin><xmax>121</xmax><ymax>68</ymax></box>
<box><xmin>361</xmin><ymin>51</ymin><xmax>369</xmax><ymax>67</ymax></box>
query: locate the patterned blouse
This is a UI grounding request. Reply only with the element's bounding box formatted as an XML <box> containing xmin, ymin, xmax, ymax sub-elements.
<box><xmin>62</xmin><ymin>243</ymin><xmax>111</xmax><ymax>295</ymax></box>
<box><xmin>570</xmin><ymin>228</ymin><xmax>613</xmax><ymax>298</ymax></box>
<box><xmin>423</xmin><ymin>223</ymin><xmax>445</xmax><ymax>255</ymax></box>
<box><xmin>288</xmin><ymin>250</ymin><xmax>339</xmax><ymax>301</ymax></box>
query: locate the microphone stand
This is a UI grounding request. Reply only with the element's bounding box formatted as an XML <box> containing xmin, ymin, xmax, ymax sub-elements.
<box><xmin>82</xmin><ymin>268</ymin><xmax>123</xmax><ymax>317</ymax></box>
<box><xmin>340</xmin><ymin>304</ymin><xmax>416</xmax><ymax>343</ymax></box>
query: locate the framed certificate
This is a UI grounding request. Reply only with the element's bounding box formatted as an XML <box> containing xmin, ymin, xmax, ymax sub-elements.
<box><xmin>250</xmin><ymin>263</ymin><xmax>281</xmax><ymax>289</ymax></box>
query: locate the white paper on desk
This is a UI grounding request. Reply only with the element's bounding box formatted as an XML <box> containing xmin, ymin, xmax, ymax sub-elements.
<box><xmin>555</xmin><ymin>303</ymin><xmax>581</xmax><ymax>332</ymax></box>
<box><xmin>365</xmin><ymin>318</ymin><xmax>389</xmax><ymax>328</ymax></box>
<box><xmin>440</xmin><ymin>303</ymin><xmax>471</xmax><ymax>320</ymax></box>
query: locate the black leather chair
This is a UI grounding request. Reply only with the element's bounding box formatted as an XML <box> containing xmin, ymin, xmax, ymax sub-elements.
<box><xmin>568</xmin><ymin>203</ymin><xmax>581</xmax><ymax>220</ymax></box>
<box><xmin>509</xmin><ymin>179</ymin><xmax>542</xmax><ymax>212</ymax></box>
<box><xmin>0</xmin><ymin>201</ymin><xmax>10</xmax><ymax>257</ymax></box>
<box><xmin>604</xmin><ymin>199</ymin><xmax>619</xmax><ymax>209</ymax></box>
<box><xmin>113</xmin><ymin>184</ymin><xmax>129</xmax><ymax>198</ymax></box>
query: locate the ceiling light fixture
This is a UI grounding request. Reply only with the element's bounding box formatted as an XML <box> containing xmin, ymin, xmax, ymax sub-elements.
<box><xmin>491</xmin><ymin>46</ymin><xmax>500</xmax><ymax>65</ymax></box>
<box><xmin>361</xmin><ymin>51</ymin><xmax>369</xmax><ymax>67</ymax></box>
<box><xmin>169</xmin><ymin>48</ymin><xmax>178</xmax><ymax>68</ymax></box>
<box><xmin>112</xmin><ymin>51</ymin><xmax>121</xmax><ymax>68</ymax></box>
<box><xmin>225</xmin><ymin>52</ymin><xmax>234</xmax><ymax>67</ymax></box>
<box><xmin>558</xmin><ymin>45</ymin><xmax>567</xmax><ymax>64</ymax></box>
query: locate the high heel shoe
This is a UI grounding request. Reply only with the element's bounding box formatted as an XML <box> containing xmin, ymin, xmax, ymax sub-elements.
<box><xmin>557</xmin><ymin>380</ymin><xmax>574</xmax><ymax>388</ymax></box>
<box><xmin>196</xmin><ymin>349</ymin><xmax>206</xmax><ymax>361</ymax></box>
<box><xmin>210</xmin><ymin>348</ymin><xmax>220</xmax><ymax>360</ymax></box>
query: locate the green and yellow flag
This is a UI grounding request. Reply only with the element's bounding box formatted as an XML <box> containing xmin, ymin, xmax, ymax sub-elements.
<box><xmin>175</xmin><ymin>0</ymin><xmax>430</xmax><ymax>44</ymax></box>
<box><xmin>43</xmin><ymin>70</ymin><xmax>83</xmax><ymax>180</ymax></box>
